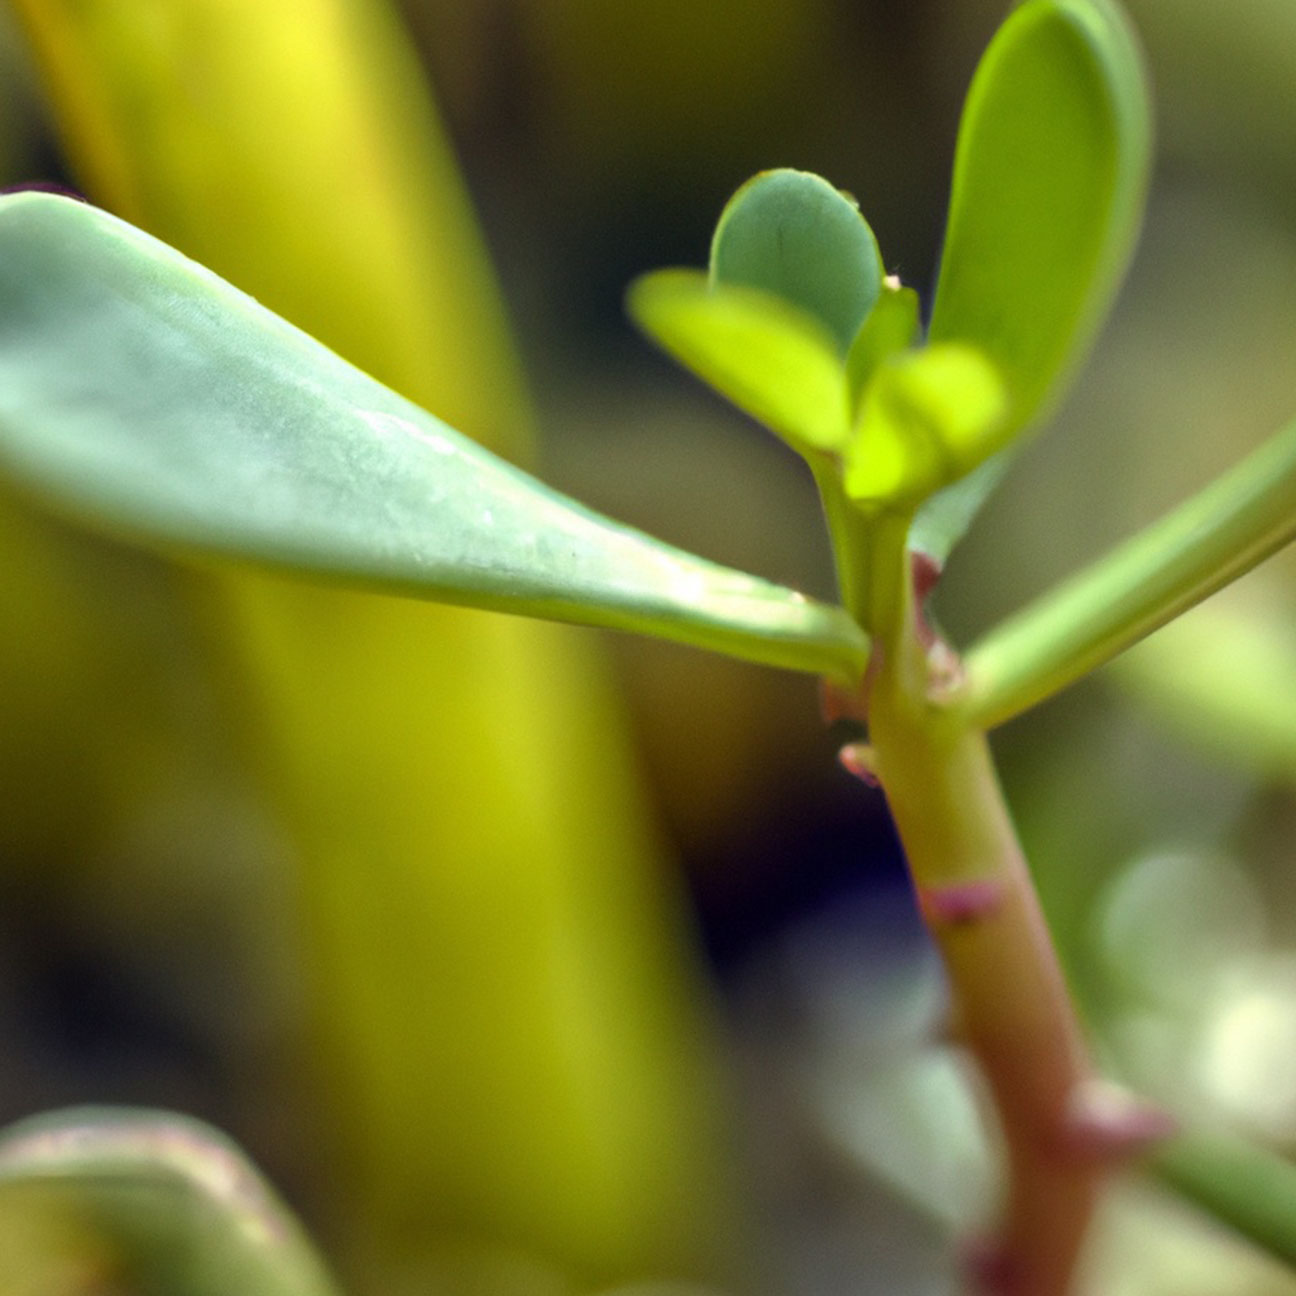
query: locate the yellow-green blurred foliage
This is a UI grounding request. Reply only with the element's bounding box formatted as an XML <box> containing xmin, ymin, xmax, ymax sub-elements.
<box><xmin>2</xmin><ymin>0</ymin><xmax>730</xmax><ymax>1289</ymax></box>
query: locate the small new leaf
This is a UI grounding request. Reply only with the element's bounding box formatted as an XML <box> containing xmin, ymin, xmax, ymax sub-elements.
<box><xmin>845</xmin><ymin>282</ymin><xmax>921</xmax><ymax>414</ymax></box>
<box><xmin>845</xmin><ymin>345</ymin><xmax>1007</xmax><ymax>509</ymax></box>
<box><xmin>627</xmin><ymin>268</ymin><xmax>850</xmax><ymax>453</ymax></box>
<box><xmin>710</xmin><ymin>168</ymin><xmax>885</xmax><ymax>355</ymax></box>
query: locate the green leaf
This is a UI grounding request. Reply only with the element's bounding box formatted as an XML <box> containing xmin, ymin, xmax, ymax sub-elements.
<box><xmin>0</xmin><ymin>193</ymin><xmax>867</xmax><ymax>681</ymax></box>
<box><xmin>908</xmin><ymin>454</ymin><xmax>1018</xmax><ymax>567</ymax></box>
<box><xmin>913</xmin><ymin>0</ymin><xmax>1152</xmax><ymax>561</ymax></box>
<box><xmin>0</xmin><ymin>1107</ymin><xmax>342</xmax><ymax>1296</ymax></box>
<box><xmin>844</xmin><ymin>345</ymin><xmax>1008</xmax><ymax>508</ymax></box>
<box><xmin>627</xmin><ymin>268</ymin><xmax>850</xmax><ymax>453</ymax></box>
<box><xmin>11</xmin><ymin>2</ymin><xmax>741</xmax><ymax>1265</ymax></box>
<box><xmin>709</xmin><ymin>168</ymin><xmax>885</xmax><ymax>354</ymax></box>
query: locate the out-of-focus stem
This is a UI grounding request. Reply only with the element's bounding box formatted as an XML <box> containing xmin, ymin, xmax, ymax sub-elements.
<box><xmin>1152</xmin><ymin>1128</ymin><xmax>1296</xmax><ymax>1268</ymax></box>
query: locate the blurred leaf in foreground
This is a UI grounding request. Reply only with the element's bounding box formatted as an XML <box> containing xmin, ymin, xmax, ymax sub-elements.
<box><xmin>0</xmin><ymin>1107</ymin><xmax>342</xmax><ymax>1296</ymax></box>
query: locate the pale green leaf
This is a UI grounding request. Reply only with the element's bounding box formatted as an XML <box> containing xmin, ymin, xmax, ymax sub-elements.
<box><xmin>844</xmin><ymin>345</ymin><xmax>1007</xmax><ymax>508</ymax></box>
<box><xmin>0</xmin><ymin>193</ymin><xmax>867</xmax><ymax>681</ymax></box>
<box><xmin>845</xmin><ymin>282</ymin><xmax>921</xmax><ymax>414</ymax></box>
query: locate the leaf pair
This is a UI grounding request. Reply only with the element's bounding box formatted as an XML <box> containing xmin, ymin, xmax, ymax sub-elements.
<box><xmin>629</xmin><ymin>169</ymin><xmax>1006</xmax><ymax>513</ymax></box>
<box><xmin>626</xmin><ymin>171</ymin><xmax>884</xmax><ymax>461</ymax></box>
<box><xmin>631</xmin><ymin>0</ymin><xmax>1151</xmax><ymax>561</ymax></box>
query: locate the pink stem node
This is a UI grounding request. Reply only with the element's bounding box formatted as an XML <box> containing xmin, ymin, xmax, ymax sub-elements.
<box><xmin>916</xmin><ymin>877</ymin><xmax>1007</xmax><ymax>927</ymax></box>
<box><xmin>838</xmin><ymin>741</ymin><xmax>880</xmax><ymax>786</ymax></box>
<box><xmin>1061</xmin><ymin>1078</ymin><xmax>1178</xmax><ymax>1162</ymax></box>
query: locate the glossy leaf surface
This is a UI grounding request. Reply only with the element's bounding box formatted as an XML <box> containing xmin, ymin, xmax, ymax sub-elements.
<box><xmin>0</xmin><ymin>193</ymin><xmax>867</xmax><ymax>681</ymax></box>
<box><xmin>913</xmin><ymin>0</ymin><xmax>1151</xmax><ymax>561</ymax></box>
<box><xmin>10</xmin><ymin>0</ymin><xmax>745</xmax><ymax>1276</ymax></box>
<box><xmin>0</xmin><ymin>1107</ymin><xmax>341</xmax><ymax>1296</ymax></box>
<box><xmin>627</xmin><ymin>269</ymin><xmax>849</xmax><ymax>452</ymax></box>
<box><xmin>709</xmin><ymin>168</ymin><xmax>885</xmax><ymax>354</ymax></box>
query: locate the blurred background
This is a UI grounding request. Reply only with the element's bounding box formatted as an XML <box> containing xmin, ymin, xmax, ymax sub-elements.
<box><xmin>0</xmin><ymin>1</ymin><xmax>1294</xmax><ymax>1293</ymax></box>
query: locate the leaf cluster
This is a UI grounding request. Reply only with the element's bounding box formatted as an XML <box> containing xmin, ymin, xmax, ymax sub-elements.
<box><xmin>0</xmin><ymin>0</ymin><xmax>1164</xmax><ymax>696</ymax></box>
<box><xmin>631</xmin><ymin>0</ymin><xmax>1150</xmax><ymax>570</ymax></box>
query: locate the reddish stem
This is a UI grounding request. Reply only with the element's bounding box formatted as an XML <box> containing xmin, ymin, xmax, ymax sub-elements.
<box><xmin>858</xmin><ymin>547</ymin><xmax>1169</xmax><ymax>1294</ymax></box>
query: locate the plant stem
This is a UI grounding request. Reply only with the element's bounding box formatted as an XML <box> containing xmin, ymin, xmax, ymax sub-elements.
<box><xmin>1152</xmin><ymin>1128</ymin><xmax>1296</xmax><ymax>1268</ymax></box>
<box><xmin>961</xmin><ymin>415</ymin><xmax>1296</xmax><ymax>730</ymax></box>
<box><xmin>812</xmin><ymin>457</ymin><xmax>880</xmax><ymax>631</ymax></box>
<box><xmin>863</xmin><ymin>527</ymin><xmax>1102</xmax><ymax>1295</ymax></box>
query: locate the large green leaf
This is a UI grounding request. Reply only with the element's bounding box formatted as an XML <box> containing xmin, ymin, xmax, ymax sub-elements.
<box><xmin>7</xmin><ymin>1</ymin><xmax>746</xmax><ymax>1274</ymax></box>
<box><xmin>912</xmin><ymin>0</ymin><xmax>1152</xmax><ymax>562</ymax></box>
<box><xmin>0</xmin><ymin>192</ymin><xmax>867</xmax><ymax>681</ymax></box>
<box><xmin>0</xmin><ymin>1107</ymin><xmax>341</xmax><ymax>1296</ymax></box>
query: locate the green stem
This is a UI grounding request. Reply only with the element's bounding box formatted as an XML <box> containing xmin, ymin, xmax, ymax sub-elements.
<box><xmin>857</xmin><ymin>520</ymin><xmax>1103</xmax><ymax>1295</ymax></box>
<box><xmin>812</xmin><ymin>457</ymin><xmax>877</xmax><ymax>629</ymax></box>
<box><xmin>1152</xmin><ymin>1129</ymin><xmax>1296</xmax><ymax>1268</ymax></box>
<box><xmin>960</xmin><ymin>416</ymin><xmax>1296</xmax><ymax>730</ymax></box>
